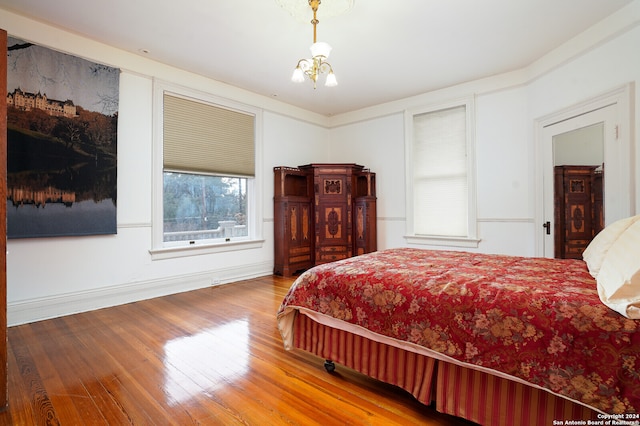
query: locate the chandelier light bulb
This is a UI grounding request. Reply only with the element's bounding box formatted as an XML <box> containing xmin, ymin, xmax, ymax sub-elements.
<box><xmin>325</xmin><ymin>71</ymin><xmax>338</xmax><ymax>87</ymax></box>
<box><xmin>291</xmin><ymin>66</ymin><xmax>305</xmax><ymax>83</ymax></box>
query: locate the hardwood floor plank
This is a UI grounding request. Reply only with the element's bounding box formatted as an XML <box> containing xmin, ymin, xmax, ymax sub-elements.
<box><xmin>71</xmin><ymin>313</ymin><xmax>203</xmax><ymax>425</ymax></box>
<box><xmin>5</xmin><ymin>335</ymin><xmax>47</xmax><ymax>425</ymax></box>
<box><xmin>4</xmin><ymin>275</ymin><xmax>474</xmax><ymax>425</ymax></box>
<box><xmin>61</xmin><ymin>314</ymin><xmax>161</xmax><ymax>425</ymax></box>
<box><xmin>12</xmin><ymin>324</ymin><xmax>81</xmax><ymax>424</ymax></box>
<box><xmin>36</xmin><ymin>318</ymin><xmax>115</xmax><ymax>425</ymax></box>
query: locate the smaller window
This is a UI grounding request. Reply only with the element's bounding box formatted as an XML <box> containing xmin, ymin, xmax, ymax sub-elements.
<box><xmin>163</xmin><ymin>171</ymin><xmax>248</xmax><ymax>244</ymax></box>
<box><xmin>413</xmin><ymin>105</ymin><xmax>468</xmax><ymax>237</ymax></box>
<box><xmin>405</xmin><ymin>97</ymin><xmax>479</xmax><ymax>248</ymax></box>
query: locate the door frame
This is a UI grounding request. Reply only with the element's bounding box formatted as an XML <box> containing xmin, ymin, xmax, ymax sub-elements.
<box><xmin>533</xmin><ymin>83</ymin><xmax>635</xmax><ymax>257</ymax></box>
<box><xmin>542</xmin><ymin>106</ymin><xmax>614</xmax><ymax>258</ymax></box>
<box><xmin>1</xmin><ymin>28</ymin><xmax>7</xmax><ymax>409</ymax></box>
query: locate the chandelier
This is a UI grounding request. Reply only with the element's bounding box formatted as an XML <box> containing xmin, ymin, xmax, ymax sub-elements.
<box><xmin>278</xmin><ymin>0</ymin><xmax>354</xmax><ymax>88</ymax></box>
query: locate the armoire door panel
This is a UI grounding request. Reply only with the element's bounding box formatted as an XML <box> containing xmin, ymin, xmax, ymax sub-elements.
<box><xmin>319</xmin><ymin>205</ymin><xmax>347</xmax><ymax>241</ymax></box>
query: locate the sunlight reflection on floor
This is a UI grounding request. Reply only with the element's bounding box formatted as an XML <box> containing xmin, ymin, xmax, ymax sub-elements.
<box><xmin>163</xmin><ymin>320</ymin><xmax>249</xmax><ymax>404</ymax></box>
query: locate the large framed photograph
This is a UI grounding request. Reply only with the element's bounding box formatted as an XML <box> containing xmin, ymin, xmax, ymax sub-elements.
<box><xmin>6</xmin><ymin>37</ymin><xmax>119</xmax><ymax>238</ymax></box>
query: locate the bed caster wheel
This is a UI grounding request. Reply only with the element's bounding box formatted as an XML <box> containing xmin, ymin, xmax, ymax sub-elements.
<box><xmin>324</xmin><ymin>360</ymin><xmax>336</xmax><ymax>373</ymax></box>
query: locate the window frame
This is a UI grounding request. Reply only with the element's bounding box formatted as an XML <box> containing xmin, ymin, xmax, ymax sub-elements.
<box><xmin>150</xmin><ymin>80</ymin><xmax>264</xmax><ymax>260</ymax></box>
<box><xmin>404</xmin><ymin>96</ymin><xmax>479</xmax><ymax>248</ymax></box>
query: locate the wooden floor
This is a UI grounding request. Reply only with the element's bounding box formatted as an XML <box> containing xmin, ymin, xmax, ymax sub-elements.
<box><xmin>0</xmin><ymin>275</ymin><xmax>476</xmax><ymax>425</ymax></box>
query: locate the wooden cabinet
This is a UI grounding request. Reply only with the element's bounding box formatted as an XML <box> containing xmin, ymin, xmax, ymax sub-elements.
<box><xmin>554</xmin><ymin>165</ymin><xmax>603</xmax><ymax>259</ymax></box>
<box><xmin>274</xmin><ymin>163</ymin><xmax>376</xmax><ymax>275</ymax></box>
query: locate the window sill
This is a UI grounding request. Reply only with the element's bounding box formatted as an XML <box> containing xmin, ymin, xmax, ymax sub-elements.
<box><xmin>404</xmin><ymin>235</ymin><xmax>481</xmax><ymax>249</ymax></box>
<box><xmin>150</xmin><ymin>239</ymin><xmax>265</xmax><ymax>260</ymax></box>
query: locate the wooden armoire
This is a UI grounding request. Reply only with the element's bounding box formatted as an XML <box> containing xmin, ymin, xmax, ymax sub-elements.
<box><xmin>554</xmin><ymin>165</ymin><xmax>603</xmax><ymax>259</ymax></box>
<box><xmin>274</xmin><ymin>163</ymin><xmax>376</xmax><ymax>276</ymax></box>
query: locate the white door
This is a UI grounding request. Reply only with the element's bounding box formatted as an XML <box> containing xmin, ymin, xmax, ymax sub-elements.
<box><xmin>542</xmin><ymin>104</ymin><xmax>620</xmax><ymax>258</ymax></box>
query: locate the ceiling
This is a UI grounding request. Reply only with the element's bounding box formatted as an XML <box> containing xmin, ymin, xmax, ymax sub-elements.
<box><xmin>0</xmin><ymin>0</ymin><xmax>634</xmax><ymax>116</ymax></box>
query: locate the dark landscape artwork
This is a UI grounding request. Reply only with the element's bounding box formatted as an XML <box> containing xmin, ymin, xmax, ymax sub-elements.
<box><xmin>6</xmin><ymin>37</ymin><xmax>120</xmax><ymax>238</ymax></box>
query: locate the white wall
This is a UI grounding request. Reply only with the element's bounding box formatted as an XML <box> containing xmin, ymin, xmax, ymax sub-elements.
<box><xmin>2</xmin><ymin>2</ymin><xmax>639</xmax><ymax>325</ymax></box>
<box><xmin>328</xmin><ymin>2</ymin><xmax>640</xmax><ymax>256</ymax></box>
<box><xmin>1</xmin><ymin>10</ymin><xmax>332</xmax><ymax>325</ymax></box>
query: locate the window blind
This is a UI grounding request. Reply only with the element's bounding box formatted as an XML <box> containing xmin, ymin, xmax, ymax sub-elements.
<box><xmin>163</xmin><ymin>93</ymin><xmax>255</xmax><ymax>177</ymax></box>
<box><xmin>412</xmin><ymin>105</ymin><xmax>468</xmax><ymax>237</ymax></box>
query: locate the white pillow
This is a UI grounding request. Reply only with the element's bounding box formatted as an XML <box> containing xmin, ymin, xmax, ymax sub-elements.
<box><xmin>583</xmin><ymin>214</ymin><xmax>640</xmax><ymax>278</ymax></box>
<box><xmin>596</xmin><ymin>219</ymin><xmax>640</xmax><ymax>319</ymax></box>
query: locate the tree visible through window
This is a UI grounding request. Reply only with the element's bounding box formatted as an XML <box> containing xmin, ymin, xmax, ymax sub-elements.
<box><xmin>163</xmin><ymin>172</ymin><xmax>247</xmax><ymax>242</ymax></box>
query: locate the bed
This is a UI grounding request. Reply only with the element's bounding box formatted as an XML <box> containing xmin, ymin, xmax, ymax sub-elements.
<box><xmin>277</xmin><ymin>216</ymin><xmax>640</xmax><ymax>425</ymax></box>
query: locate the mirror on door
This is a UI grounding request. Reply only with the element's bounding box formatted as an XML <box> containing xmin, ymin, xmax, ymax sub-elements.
<box><xmin>552</xmin><ymin>123</ymin><xmax>604</xmax><ymax>259</ymax></box>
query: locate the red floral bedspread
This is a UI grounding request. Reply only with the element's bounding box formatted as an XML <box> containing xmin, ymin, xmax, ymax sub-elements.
<box><xmin>277</xmin><ymin>248</ymin><xmax>640</xmax><ymax>413</ymax></box>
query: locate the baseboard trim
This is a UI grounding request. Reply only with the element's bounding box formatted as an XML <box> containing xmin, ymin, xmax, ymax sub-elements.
<box><xmin>8</xmin><ymin>262</ymin><xmax>273</xmax><ymax>326</ymax></box>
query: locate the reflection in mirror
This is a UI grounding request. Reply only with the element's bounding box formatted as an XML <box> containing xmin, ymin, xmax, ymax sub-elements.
<box><xmin>553</xmin><ymin>122</ymin><xmax>604</xmax><ymax>167</ymax></box>
<box><xmin>552</xmin><ymin>122</ymin><xmax>604</xmax><ymax>259</ymax></box>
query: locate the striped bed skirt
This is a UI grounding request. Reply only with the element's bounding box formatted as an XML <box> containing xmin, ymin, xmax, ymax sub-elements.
<box><xmin>292</xmin><ymin>312</ymin><xmax>598</xmax><ymax>425</ymax></box>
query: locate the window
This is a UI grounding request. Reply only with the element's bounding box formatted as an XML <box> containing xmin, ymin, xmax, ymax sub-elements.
<box><xmin>163</xmin><ymin>172</ymin><xmax>248</xmax><ymax>243</ymax></box>
<box><xmin>405</xmin><ymin>98</ymin><xmax>478</xmax><ymax>247</ymax></box>
<box><xmin>151</xmin><ymin>82</ymin><xmax>263</xmax><ymax>258</ymax></box>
